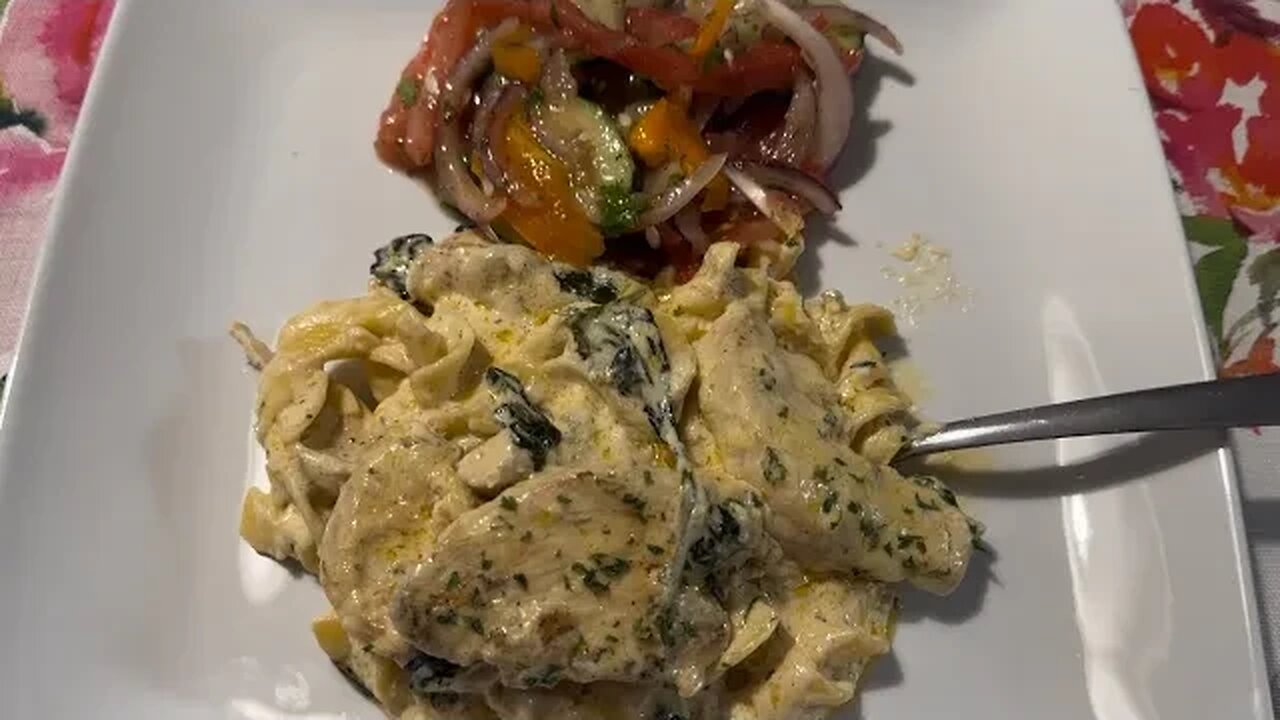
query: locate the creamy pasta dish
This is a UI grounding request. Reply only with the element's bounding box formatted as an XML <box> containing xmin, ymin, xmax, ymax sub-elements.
<box><xmin>234</xmin><ymin>231</ymin><xmax>981</xmax><ymax>720</ymax></box>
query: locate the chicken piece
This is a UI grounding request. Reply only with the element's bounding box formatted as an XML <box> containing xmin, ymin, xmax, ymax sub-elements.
<box><xmin>408</xmin><ymin>233</ymin><xmax>580</xmax><ymax>322</ymax></box>
<box><xmin>391</xmin><ymin>466</ymin><xmax>725</xmax><ymax>692</ymax></box>
<box><xmin>457</xmin><ymin>431</ymin><xmax>536</xmax><ymax>496</ymax></box>
<box><xmin>731</xmin><ymin>579</ymin><xmax>895</xmax><ymax>720</ymax></box>
<box><xmin>319</xmin><ymin>431</ymin><xmax>478</xmax><ymax>659</ymax></box>
<box><xmin>693</xmin><ymin>303</ymin><xmax>974</xmax><ymax>593</ymax></box>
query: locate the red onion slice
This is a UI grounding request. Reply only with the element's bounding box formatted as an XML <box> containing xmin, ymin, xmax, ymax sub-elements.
<box><xmin>481</xmin><ymin>85</ymin><xmax>540</xmax><ymax>207</ymax></box>
<box><xmin>675</xmin><ymin>204</ymin><xmax>709</xmax><ymax>254</ymax></box>
<box><xmin>758</xmin><ymin>0</ymin><xmax>853</xmax><ymax>170</ymax></box>
<box><xmin>644</xmin><ymin>225</ymin><xmax>662</xmax><ymax>249</ymax></box>
<box><xmin>690</xmin><ymin>95</ymin><xmax>721</xmax><ymax>132</ymax></box>
<box><xmin>723</xmin><ymin>163</ymin><xmax>805</xmax><ymax>238</ymax></box>
<box><xmin>742</xmin><ymin>162</ymin><xmax>840</xmax><ymax>215</ymax></box>
<box><xmin>469</xmin><ymin>74</ymin><xmax>508</xmax><ymax>145</ymax></box>
<box><xmin>759</xmin><ymin>70</ymin><xmax>816</xmax><ymax>167</ymax></box>
<box><xmin>435</xmin><ymin>120</ymin><xmax>507</xmax><ymax>223</ymax></box>
<box><xmin>799</xmin><ymin>5</ymin><xmax>902</xmax><ymax>55</ymax></box>
<box><xmin>441</xmin><ymin>19</ymin><xmax>519</xmax><ymax>121</ymax></box>
<box><xmin>635</xmin><ymin>154</ymin><xmax>728</xmax><ymax>229</ymax></box>
<box><xmin>642</xmin><ymin>161</ymin><xmax>685</xmax><ymax>197</ymax></box>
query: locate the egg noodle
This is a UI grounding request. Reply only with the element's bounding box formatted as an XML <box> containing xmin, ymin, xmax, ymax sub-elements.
<box><xmin>234</xmin><ymin>231</ymin><xmax>980</xmax><ymax>720</ymax></box>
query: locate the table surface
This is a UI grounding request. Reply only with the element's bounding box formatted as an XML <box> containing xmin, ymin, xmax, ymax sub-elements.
<box><xmin>1</xmin><ymin>0</ymin><xmax>1278</xmax><ymax>708</ymax></box>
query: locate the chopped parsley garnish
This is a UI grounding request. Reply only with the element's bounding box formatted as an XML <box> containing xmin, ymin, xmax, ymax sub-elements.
<box><xmin>897</xmin><ymin>532</ymin><xmax>927</xmax><ymax>553</ymax></box>
<box><xmin>969</xmin><ymin>518</ymin><xmax>993</xmax><ymax>554</ymax></box>
<box><xmin>396</xmin><ymin>76</ymin><xmax>419</xmax><ymax>106</ymax></box>
<box><xmin>598</xmin><ymin>183</ymin><xmax>645</xmax><ymax>237</ymax></box>
<box><xmin>647</xmin><ymin>544</ymin><xmax>664</xmax><ymax>556</ymax></box>
<box><xmin>761</xmin><ymin>447</ymin><xmax>787</xmax><ymax>485</ymax></box>
<box><xmin>820</xmin><ymin>411</ymin><xmax>842</xmax><ymax>439</ymax></box>
<box><xmin>756</xmin><ymin>367</ymin><xmax>776</xmax><ymax>391</ymax></box>
<box><xmin>821</xmin><ymin>491</ymin><xmax>839</xmax><ymax>514</ymax></box>
<box><xmin>581</xmin><ymin>570</ymin><xmax>610</xmax><ymax>595</ymax></box>
<box><xmin>593</xmin><ymin>554</ymin><xmax>632</xmax><ymax>577</ymax></box>
<box><xmin>621</xmin><ymin>493</ymin><xmax>647</xmax><ymax>515</ymax></box>
<box><xmin>446</xmin><ymin>571</ymin><xmax>461</xmax><ymax>590</ymax></box>
<box><xmin>556</xmin><ymin>494</ymin><xmax>573</xmax><ymax>505</ymax></box>
<box><xmin>700</xmin><ymin>47</ymin><xmax>726</xmax><ymax>72</ymax></box>
<box><xmin>513</xmin><ymin>573</ymin><xmax>529</xmax><ymax>590</ymax></box>
<box><xmin>859</xmin><ymin>517</ymin><xmax>884</xmax><ymax>546</ymax></box>
<box><xmin>915</xmin><ymin>494</ymin><xmax>941</xmax><ymax>511</ymax></box>
<box><xmin>500</xmin><ymin>495</ymin><xmax>519</xmax><ymax>511</ymax></box>
<box><xmin>912</xmin><ymin>475</ymin><xmax>959</xmax><ymax>507</ymax></box>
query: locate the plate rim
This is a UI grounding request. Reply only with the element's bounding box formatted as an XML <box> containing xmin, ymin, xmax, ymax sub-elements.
<box><xmin>0</xmin><ymin>0</ymin><xmax>1271</xmax><ymax>714</ymax></box>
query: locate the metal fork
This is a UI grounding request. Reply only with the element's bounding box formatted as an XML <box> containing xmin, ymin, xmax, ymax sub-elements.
<box><xmin>896</xmin><ymin>373</ymin><xmax>1280</xmax><ymax>460</ymax></box>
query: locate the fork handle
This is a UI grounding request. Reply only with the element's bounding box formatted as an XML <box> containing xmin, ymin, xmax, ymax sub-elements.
<box><xmin>898</xmin><ymin>373</ymin><xmax>1280</xmax><ymax>459</ymax></box>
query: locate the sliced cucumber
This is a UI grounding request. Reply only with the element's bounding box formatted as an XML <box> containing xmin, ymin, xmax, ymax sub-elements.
<box><xmin>529</xmin><ymin>96</ymin><xmax>638</xmax><ymax>235</ymax></box>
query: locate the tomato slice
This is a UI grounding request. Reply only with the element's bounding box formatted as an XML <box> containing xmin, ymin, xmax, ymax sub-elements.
<box><xmin>625</xmin><ymin>8</ymin><xmax>698</xmax><ymax>46</ymax></box>
<box><xmin>697</xmin><ymin>42</ymin><xmax>803</xmax><ymax>95</ymax></box>
<box><xmin>375</xmin><ymin>0</ymin><xmax>476</xmax><ymax>172</ymax></box>
<box><xmin>471</xmin><ymin>0</ymin><xmax>552</xmax><ymax>29</ymax></box>
<box><xmin>375</xmin><ymin>0</ymin><xmax>869</xmax><ymax>173</ymax></box>
<box><xmin>657</xmin><ymin>223</ymin><xmax>700</xmax><ymax>284</ymax></box>
<box><xmin>549</xmin><ymin>0</ymin><xmax>700</xmax><ymax>89</ymax></box>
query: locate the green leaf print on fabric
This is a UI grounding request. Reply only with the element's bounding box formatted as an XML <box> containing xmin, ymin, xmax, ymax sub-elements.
<box><xmin>0</xmin><ymin>86</ymin><xmax>47</xmax><ymax>136</ymax></box>
<box><xmin>1183</xmin><ymin>215</ymin><xmax>1247</xmax><ymax>348</ymax></box>
<box><xmin>1248</xmin><ymin>248</ymin><xmax>1280</xmax><ymax>327</ymax></box>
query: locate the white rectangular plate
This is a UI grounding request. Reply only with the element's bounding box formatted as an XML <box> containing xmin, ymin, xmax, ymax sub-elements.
<box><xmin>0</xmin><ymin>0</ymin><xmax>1270</xmax><ymax>717</ymax></box>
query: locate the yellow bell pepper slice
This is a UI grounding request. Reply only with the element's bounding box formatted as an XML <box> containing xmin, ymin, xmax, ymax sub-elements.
<box><xmin>628</xmin><ymin>99</ymin><xmax>728</xmax><ymax>210</ymax></box>
<box><xmin>499</xmin><ymin>109</ymin><xmax>604</xmax><ymax>266</ymax></box>
<box><xmin>311</xmin><ymin>612</ymin><xmax>352</xmax><ymax>662</ymax></box>
<box><xmin>690</xmin><ymin>0</ymin><xmax>736</xmax><ymax>60</ymax></box>
<box><xmin>492</xmin><ymin>24</ymin><xmax>542</xmax><ymax>83</ymax></box>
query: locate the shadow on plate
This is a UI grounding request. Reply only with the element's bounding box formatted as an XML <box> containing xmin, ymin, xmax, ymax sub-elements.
<box><xmin>1239</xmin><ymin>499</ymin><xmax>1280</xmax><ymax>540</ymax></box>
<box><xmin>828</xmin><ymin>52</ymin><xmax>916</xmax><ymax>194</ymax></box>
<box><xmin>898</xmin><ymin>547</ymin><xmax>998</xmax><ymax>626</ymax></box>
<box><xmin>901</xmin><ymin>430</ymin><xmax>1226</xmax><ymax>499</ymax></box>
<box><xmin>793</xmin><ymin>52</ymin><xmax>916</xmax><ymax>295</ymax></box>
<box><xmin>846</xmin><ymin>543</ymin><xmax>996</xmax><ymax>716</ymax></box>
<box><xmin>843</xmin><ymin>650</ymin><xmax>903</xmax><ymax>719</ymax></box>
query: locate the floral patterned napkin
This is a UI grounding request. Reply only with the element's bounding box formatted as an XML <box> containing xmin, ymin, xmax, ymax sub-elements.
<box><xmin>0</xmin><ymin>0</ymin><xmax>111</xmax><ymax>372</ymax></box>
<box><xmin>1</xmin><ymin>0</ymin><xmax>1279</xmax><ymax>703</ymax></box>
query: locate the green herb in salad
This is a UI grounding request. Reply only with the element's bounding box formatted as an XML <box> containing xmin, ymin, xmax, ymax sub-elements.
<box><xmin>599</xmin><ymin>184</ymin><xmax>646</xmax><ymax>236</ymax></box>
